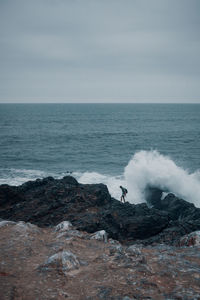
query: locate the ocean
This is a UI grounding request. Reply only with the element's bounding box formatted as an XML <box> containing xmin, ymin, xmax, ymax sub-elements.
<box><xmin>0</xmin><ymin>103</ymin><xmax>200</xmax><ymax>206</ymax></box>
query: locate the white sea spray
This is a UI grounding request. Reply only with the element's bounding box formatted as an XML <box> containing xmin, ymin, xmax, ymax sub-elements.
<box><xmin>124</xmin><ymin>150</ymin><xmax>200</xmax><ymax>207</ymax></box>
<box><xmin>78</xmin><ymin>150</ymin><xmax>200</xmax><ymax>207</ymax></box>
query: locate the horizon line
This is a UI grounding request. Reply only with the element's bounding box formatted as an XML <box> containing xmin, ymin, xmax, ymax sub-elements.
<box><xmin>0</xmin><ymin>102</ymin><xmax>200</xmax><ymax>104</ymax></box>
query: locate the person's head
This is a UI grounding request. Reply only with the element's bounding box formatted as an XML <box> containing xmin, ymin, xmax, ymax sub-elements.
<box><xmin>120</xmin><ymin>186</ymin><xmax>122</xmax><ymax>188</ymax></box>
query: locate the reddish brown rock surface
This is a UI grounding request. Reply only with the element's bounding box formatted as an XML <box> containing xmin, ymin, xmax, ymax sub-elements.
<box><xmin>179</xmin><ymin>231</ymin><xmax>200</xmax><ymax>247</ymax></box>
<box><xmin>1</xmin><ymin>177</ymin><xmax>200</xmax><ymax>299</ymax></box>
<box><xmin>0</xmin><ymin>221</ymin><xmax>200</xmax><ymax>300</ymax></box>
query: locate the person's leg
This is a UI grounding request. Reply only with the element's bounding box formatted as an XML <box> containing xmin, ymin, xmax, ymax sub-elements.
<box><xmin>124</xmin><ymin>193</ymin><xmax>127</xmax><ymax>203</ymax></box>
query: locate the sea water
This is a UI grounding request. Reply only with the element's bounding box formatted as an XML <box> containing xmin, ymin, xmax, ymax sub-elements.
<box><xmin>0</xmin><ymin>103</ymin><xmax>200</xmax><ymax>206</ymax></box>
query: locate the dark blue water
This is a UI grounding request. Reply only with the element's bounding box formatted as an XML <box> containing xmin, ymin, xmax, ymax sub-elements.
<box><xmin>0</xmin><ymin>103</ymin><xmax>200</xmax><ymax>185</ymax></box>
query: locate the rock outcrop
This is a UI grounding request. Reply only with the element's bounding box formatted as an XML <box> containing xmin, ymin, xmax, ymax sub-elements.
<box><xmin>41</xmin><ymin>250</ymin><xmax>81</xmax><ymax>275</ymax></box>
<box><xmin>1</xmin><ymin>176</ymin><xmax>200</xmax><ymax>299</ymax></box>
<box><xmin>0</xmin><ymin>220</ymin><xmax>200</xmax><ymax>300</ymax></box>
<box><xmin>179</xmin><ymin>231</ymin><xmax>200</xmax><ymax>247</ymax></box>
<box><xmin>0</xmin><ymin>176</ymin><xmax>200</xmax><ymax>245</ymax></box>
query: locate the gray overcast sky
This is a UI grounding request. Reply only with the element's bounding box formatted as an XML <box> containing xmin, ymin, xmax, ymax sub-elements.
<box><xmin>0</xmin><ymin>0</ymin><xmax>200</xmax><ymax>103</ymax></box>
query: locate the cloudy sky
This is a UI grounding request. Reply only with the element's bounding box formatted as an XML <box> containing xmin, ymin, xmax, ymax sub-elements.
<box><xmin>0</xmin><ymin>0</ymin><xmax>200</xmax><ymax>103</ymax></box>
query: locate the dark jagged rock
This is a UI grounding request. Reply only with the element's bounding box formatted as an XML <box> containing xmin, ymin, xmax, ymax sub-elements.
<box><xmin>150</xmin><ymin>192</ymin><xmax>200</xmax><ymax>235</ymax></box>
<box><xmin>0</xmin><ymin>185</ymin><xmax>25</xmax><ymax>206</ymax></box>
<box><xmin>144</xmin><ymin>186</ymin><xmax>163</xmax><ymax>207</ymax></box>
<box><xmin>0</xmin><ymin>176</ymin><xmax>110</xmax><ymax>225</ymax></box>
<box><xmin>153</xmin><ymin>193</ymin><xmax>200</xmax><ymax>221</ymax></box>
<box><xmin>73</xmin><ymin>200</ymin><xmax>169</xmax><ymax>243</ymax></box>
<box><xmin>140</xmin><ymin>191</ymin><xmax>200</xmax><ymax>245</ymax></box>
<box><xmin>0</xmin><ymin>176</ymin><xmax>200</xmax><ymax>245</ymax></box>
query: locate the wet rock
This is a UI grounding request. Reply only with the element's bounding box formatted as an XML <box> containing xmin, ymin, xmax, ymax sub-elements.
<box><xmin>154</xmin><ymin>193</ymin><xmax>200</xmax><ymax>222</ymax></box>
<box><xmin>148</xmin><ymin>193</ymin><xmax>200</xmax><ymax>245</ymax></box>
<box><xmin>0</xmin><ymin>185</ymin><xmax>25</xmax><ymax>207</ymax></box>
<box><xmin>61</xmin><ymin>176</ymin><xmax>79</xmax><ymax>186</ymax></box>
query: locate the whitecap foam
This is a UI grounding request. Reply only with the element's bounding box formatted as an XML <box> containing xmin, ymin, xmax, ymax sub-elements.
<box><xmin>0</xmin><ymin>168</ymin><xmax>54</xmax><ymax>186</ymax></box>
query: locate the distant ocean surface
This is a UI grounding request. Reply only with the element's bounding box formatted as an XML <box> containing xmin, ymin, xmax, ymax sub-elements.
<box><xmin>0</xmin><ymin>103</ymin><xmax>200</xmax><ymax>206</ymax></box>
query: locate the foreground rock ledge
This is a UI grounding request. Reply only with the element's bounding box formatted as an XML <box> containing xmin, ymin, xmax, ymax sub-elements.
<box><xmin>0</xmin><ymin>176</ymin><xmax>200</xmax><ymax>245</ymax></box>
<box><xmin>0</xmin><ymin>220</ymin><xmax>200</xmax><ymax>300</ymax></box>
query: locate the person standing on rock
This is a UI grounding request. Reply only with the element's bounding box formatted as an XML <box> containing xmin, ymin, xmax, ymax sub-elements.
<box><xmin>120</xmin><ymin>186</ymin><xmax>128</xmax><ymax>203</ymax></box>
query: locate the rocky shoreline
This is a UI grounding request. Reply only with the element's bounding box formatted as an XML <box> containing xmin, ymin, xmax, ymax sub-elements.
<box><xmin>0</xmin><ymin>176</ymin><xmax>200</xmax><ymax>299</ymax></box>
<box><xmin>1</xmin><ymin>175</ymin><xmax>200</xmax><ymax>245</ymax></box>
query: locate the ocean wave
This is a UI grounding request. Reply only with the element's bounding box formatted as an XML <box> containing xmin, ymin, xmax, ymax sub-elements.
<box><xmin>124</xmin><ymin>150</ymin><xmax>200</xmax><ymax>207</ymax></box>
<box><xmin>1</xmin><ymin>150</ymin><xmax>200</xmax><ymax>207</ymax></box>
<box><xmin>0</xmin><ymin>168</ymin><xmax>53</xmax><ymax>186</ymax></box>
<box><xmin>76</xmin><ymin>150</ymin><xmax>200</xmax><ymax>207</ymax></box>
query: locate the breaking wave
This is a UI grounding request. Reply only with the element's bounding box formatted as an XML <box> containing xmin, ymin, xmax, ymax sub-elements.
<box><xmin>1</xmin><ymin>150</ymin><xmax>200</xmax><ymax>207</ymax></box>
<box><xmin>76</xmin><ymin>150</ymin><xmax>200</xmax><ymax>207</ymax></box>
<box><xmin>76</xmin><ymin>151</ymin><xmax>200</xmax><ymax>207</ymax></box>
<box><xmin>124</xmin><ymin>150</ymin><xmax>200</xmax><ymax>207</ymax></box>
